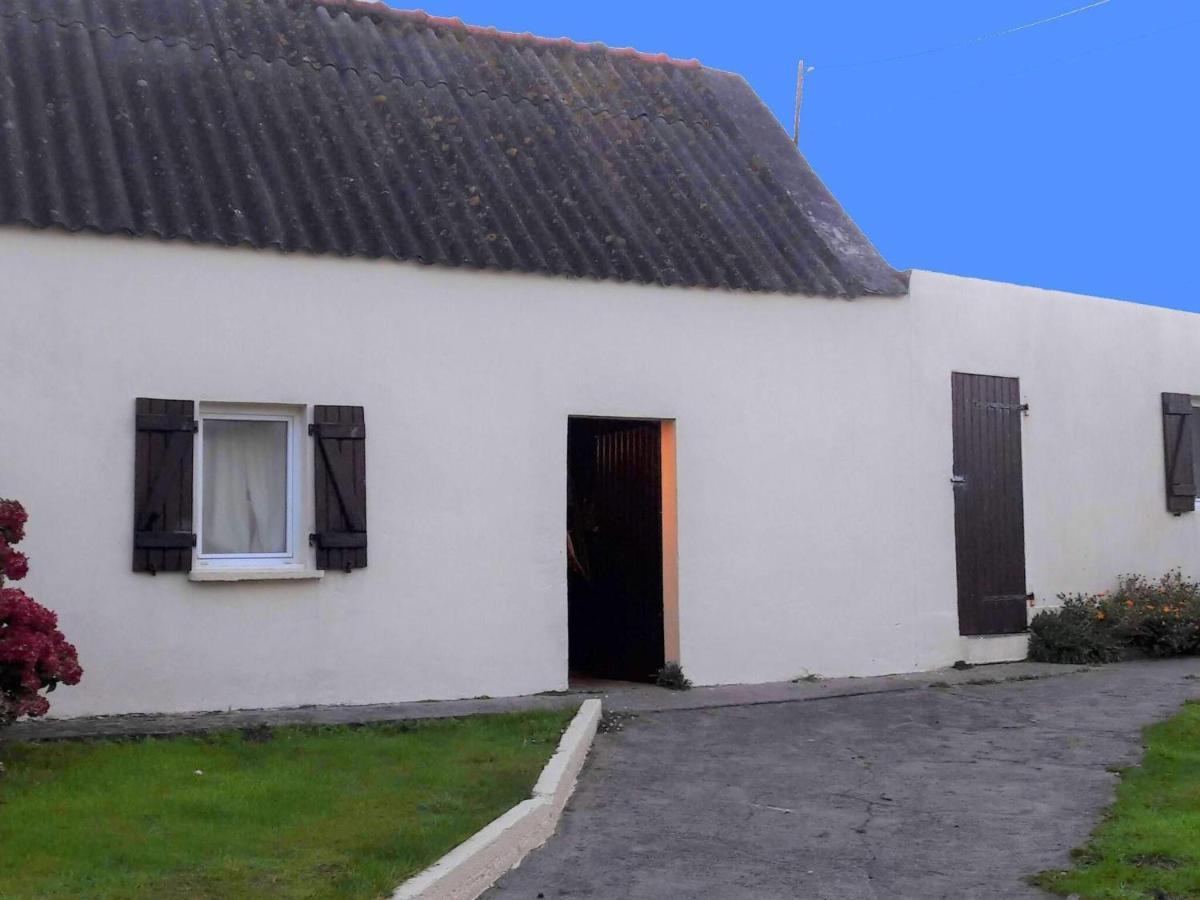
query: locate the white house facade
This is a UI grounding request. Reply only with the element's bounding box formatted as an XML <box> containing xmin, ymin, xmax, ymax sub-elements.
<box><xmin>3</xmin><ymin>0</ymin><xmax>1200</xmax><ymax>718</ymax></box>
<box><xmin>6</xmin><ymin>228</ymin><xmax>1200</xmax><ymax>717</ymax></box>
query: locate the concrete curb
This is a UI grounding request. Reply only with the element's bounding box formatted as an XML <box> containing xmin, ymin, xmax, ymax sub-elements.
<box><xmin>11</xmin><ymin>661</ymin><xmax>1090</xmax><ymax>743</ymax></box>
<box><xmin>391</xmin><ymin>698</ymin><xmax>602</xmax><ymax>900</ymax></box>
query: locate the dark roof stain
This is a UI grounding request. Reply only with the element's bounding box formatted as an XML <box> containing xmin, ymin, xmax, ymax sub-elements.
<box><xmin>0</xmin><ymin>0</ymin><xmax>908</xmax><ymax>297</ymax></box>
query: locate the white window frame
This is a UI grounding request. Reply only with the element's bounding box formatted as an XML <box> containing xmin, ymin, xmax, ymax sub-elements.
<box><xmin>194</xmin><ymin>403</ymin><xmax>303</xmax><ymax>570</ymax></box>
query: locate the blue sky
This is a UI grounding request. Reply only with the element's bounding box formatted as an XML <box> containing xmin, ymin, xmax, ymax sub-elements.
<box><xmin>394</xmin><ymin>1</ymin><xmax>1196</xmax><ymax>309</ymax></box>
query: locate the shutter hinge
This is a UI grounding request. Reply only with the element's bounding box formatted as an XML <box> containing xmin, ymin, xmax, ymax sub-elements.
<box><xmin>135</xmin><ymin>531</ymin><xmax>196</xmax><ymax>550</ymax></box>
<box><xmin>310</xmin><ymin>531</ymin><xmax>367</xmax><ymax>550</ymax></box>
<box><xmin>308</xmin><ymin>423</ymin><xmax>316</xmax><ymax>436</ymax></box>
<box><xmin>136</xmin><ymin>413</ymin><xmax>199</xmax><ymax>433</ymax></box>
<box><xmin>309</xmin><ymin>423</ymin><xmax>365</xmax><ymax>440</ymax></box>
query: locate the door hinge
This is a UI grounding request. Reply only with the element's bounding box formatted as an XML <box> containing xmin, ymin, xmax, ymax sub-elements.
<box><xmin>972</xmin><ymin>401</ymin><xmax>1029</xmax><ymax>413</ymax></box>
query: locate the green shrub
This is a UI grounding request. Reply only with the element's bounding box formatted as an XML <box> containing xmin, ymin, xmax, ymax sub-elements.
<box><xmin>1028</xmin><ymin>593</ymin><xmax>1122</xmax><ymax>664</ymax></box>
<box><xmin>655</xmin><ymin>662</ymin><xmax>692</xmax><ymax>690</ymax></box>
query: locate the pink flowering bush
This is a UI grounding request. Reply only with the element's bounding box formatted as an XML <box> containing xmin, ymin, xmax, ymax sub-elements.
<box><xmin>0</xmin><ymin>499</ymin><xmax>82</xmax><ymax>725</ymax></box>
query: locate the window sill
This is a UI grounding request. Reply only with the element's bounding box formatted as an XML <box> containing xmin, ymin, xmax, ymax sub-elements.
<box><xmin>188</xmin><ymin>568</ymin><xmax>324</xmax><ymax>583</ymax></box>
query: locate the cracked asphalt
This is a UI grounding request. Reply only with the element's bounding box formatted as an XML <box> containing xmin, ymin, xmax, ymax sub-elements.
<box><xmin>487</xmin><ymin>659</ymin><xmax>1200</xmax><ymax>900</ymax></box>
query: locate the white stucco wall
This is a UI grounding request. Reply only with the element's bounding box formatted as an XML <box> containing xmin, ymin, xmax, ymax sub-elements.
<box><xmin>4</xmin><ymin>228</ymin><xmax>1200</xmax><ymax>717</ymax></box>
<box><xmin>910</xmin><ymin>271</ymin><xmax>1200</xmax><ymax>619</ymax></box>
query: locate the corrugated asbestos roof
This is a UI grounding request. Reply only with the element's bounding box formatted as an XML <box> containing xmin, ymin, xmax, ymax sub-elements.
<box><xmin>0</xmin><ymin>0</ymin><xmax>908</xmax><ymax>297</ymax></box>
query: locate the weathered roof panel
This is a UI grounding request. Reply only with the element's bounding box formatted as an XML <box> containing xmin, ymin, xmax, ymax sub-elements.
<box><xmin>0</xmin><ymin>0</ymin><xmax>908</xmax><ymax>296</ymax></box>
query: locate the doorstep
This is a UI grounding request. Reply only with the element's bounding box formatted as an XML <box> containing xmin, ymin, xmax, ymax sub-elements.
<box><xmin>959</xmin><ymin>632</ymin><xmax>1031</xmax><ymax>667</ymax></box>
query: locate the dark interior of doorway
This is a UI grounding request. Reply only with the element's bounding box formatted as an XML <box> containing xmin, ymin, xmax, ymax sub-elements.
<box><xmin>567</xmin><ymin>417</ymin><xmax>665</xmax><ymax>683</ymax></box>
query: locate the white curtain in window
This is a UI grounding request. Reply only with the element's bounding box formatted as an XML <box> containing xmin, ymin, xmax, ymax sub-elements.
<box><xmin>202</xmin><ymin>419</ymin><xmax>288</xmax><ymax>555</ymax></box>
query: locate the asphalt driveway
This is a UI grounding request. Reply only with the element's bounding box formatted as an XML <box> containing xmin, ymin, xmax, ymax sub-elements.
<box><xmin>488</xmin><ymin>659</ymin><xmax>1200</xmax><ymax>900</ymax></box>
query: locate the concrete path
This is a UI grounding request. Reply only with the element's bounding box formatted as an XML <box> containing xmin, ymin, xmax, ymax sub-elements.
<box><xmin>486</xmin><ymin>659</ymin><xmax>1200</xmax><ymax>900</ymax></box>
<box><xmin>7</xmin><ymin>661</ymin><xmax>1080</xmax><ymax>741</ymax></box>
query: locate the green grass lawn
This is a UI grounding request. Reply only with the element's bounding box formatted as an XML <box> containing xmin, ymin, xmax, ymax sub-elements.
<box><xmin>0</xmin><ymin>709</ymin><xmax>574</xmax><ymax>899</ymax></box>
<box><xmin>1034</xmin><ymin>700</ymin><xmax>1200</xmax><ymax>899</ymax></box>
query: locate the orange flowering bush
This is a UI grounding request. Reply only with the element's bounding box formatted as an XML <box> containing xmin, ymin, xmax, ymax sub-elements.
<box><xmin>1030</xmin><ymin>572</ymin><xmax>1200</xmax><ymax>663</ymax></box>
<box><xmin>1101</xmin><ymin>572</ymin><xmax>1200</xmax><ymax>658</ymax></box>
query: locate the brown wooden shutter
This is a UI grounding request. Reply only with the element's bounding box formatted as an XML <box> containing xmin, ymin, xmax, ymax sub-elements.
<box><xmin>133</xmin><ymin>398</ymin><xmax>196</xmax><ymax>573</ymax></box>
<box><xmin>1162</xmin><ymin>392</ymin><xmax>1197</xmax><ymax>515</ymax></box>
<box><xmin>311</xmin><ymin>406</ymin><xmax>367</xmax><ymax>571</ymax></box>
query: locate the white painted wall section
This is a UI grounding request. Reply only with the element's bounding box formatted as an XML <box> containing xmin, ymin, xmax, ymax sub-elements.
<box><xmin>4</xmin><ymin>228</ymin><xmax>1200</xmax><ymax>717</ymax></box>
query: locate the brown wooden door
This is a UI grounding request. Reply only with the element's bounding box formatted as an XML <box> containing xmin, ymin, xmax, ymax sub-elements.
<box><xmin>951</xmin><ymin>373</ymin><xmax>1028</xmax><ymax>636</ymax></box>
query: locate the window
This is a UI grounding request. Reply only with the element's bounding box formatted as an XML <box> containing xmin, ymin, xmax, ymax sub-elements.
<box><xmin>132</xmin><ymin>397</ymin><xmax>366</xmax><ymax>575</ymax></box>
<box><xmin>196</xmin><ymin>405</ymin><xmax>301</xmax><ymax>568</ymax></box>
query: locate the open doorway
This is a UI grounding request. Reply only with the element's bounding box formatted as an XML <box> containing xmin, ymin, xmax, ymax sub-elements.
<box><xmin>567</xmin><ymin>417</ymin><xmax>676</xmax><ymax>682</ymax></box>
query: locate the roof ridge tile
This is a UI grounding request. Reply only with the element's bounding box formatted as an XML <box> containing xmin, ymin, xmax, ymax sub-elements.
<box><xmin>308</xmin><ymin>1</ymin><xmax>704</xmax><ymax>69</ymax></box>
<box><xmin>0</xmin><ymin>4</ymin><xmax>714</xmax><ymax>129</ymax></box>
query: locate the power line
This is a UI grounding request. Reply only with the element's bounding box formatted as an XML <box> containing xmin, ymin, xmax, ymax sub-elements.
<box><xmin>905</xmin><ymin>14</ymin><xmax>1199</xmax><ymax>105</ymax></box>
<box><xmin>820</xmin><ymin>0</ymin><xmax>1113</xmax><ymax>71</ymax></box>
<box><xmin>977</xmin><ymin>0</ymin><xmax>1113</xmax><ymax>42</ymax></box>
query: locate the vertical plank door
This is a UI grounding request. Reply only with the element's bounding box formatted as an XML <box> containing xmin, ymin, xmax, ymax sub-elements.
<box><xmin>951</xmin><ymin>372</ymin><xmax>1028</xmax><ymax>636</ymax></box>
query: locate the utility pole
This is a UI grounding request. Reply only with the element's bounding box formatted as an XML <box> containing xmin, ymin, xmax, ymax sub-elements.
<box><xmin>793</xmin><ymin>59</ymin><xmax>814</xmax><ymax>147</ymax></box>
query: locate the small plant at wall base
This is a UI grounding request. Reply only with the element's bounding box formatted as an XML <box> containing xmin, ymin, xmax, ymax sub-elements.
<box><xmin>1029</xmin><ymin>571</ymin><xmax>1200</xmax><ymax>664</ymax></box>
<box><xmin>0</xmin><ymin>500</ymin><xmax>83</xmax><ymax>760</ymax></box>
<box><xmin>655</xmin><ymin>661</ymin><xmax>691</xmax><ymax>691</ymax></box>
